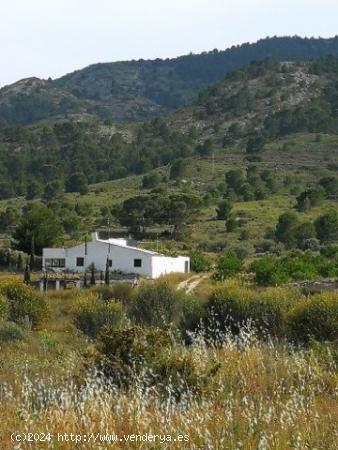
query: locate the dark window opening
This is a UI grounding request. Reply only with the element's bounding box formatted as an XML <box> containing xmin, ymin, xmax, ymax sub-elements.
<box><xmin>134</xmin><ymin>258</ymin><xmax>142</xmax><ymax>268</ymax></box>
<box><xmin>45</xmin><ymin>258</ymin><xmax>65</xmax><ymax>268</ymax></box>
<box><xmin>77</xmin><ymin>257</ymin><xmax>84</xmax><ymax>267</ymax></box>
<box><xmin>108</xmin><ymin>259</ymin><xmax>112</xmax><ymax>267</ymax></box>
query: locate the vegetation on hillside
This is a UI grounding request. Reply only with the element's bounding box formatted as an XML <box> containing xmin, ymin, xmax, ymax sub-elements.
<box><xmin>3</xmin><ymin>36</ymin><xmax>338</xmax><ymax>125</ymax></box>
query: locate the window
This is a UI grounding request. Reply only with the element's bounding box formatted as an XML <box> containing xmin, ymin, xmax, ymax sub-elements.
<box><xmin>45</xmin><ymin>258</ymin><xmax>65</xmax><ymax>268</ymax></box>
<box><xmin>134</xmin><ymin>258</ymin><xmax>142</xmax><ymax>268</ymax></box>
<box><xmin>76</xmin><ymin>257</ymin><xmax>84</xmax><ymax>267</ymax></box>
<box><xmin>108</xmin><ymin>259</ymin><xmax>112</xmax><ymax>267</ymax></box>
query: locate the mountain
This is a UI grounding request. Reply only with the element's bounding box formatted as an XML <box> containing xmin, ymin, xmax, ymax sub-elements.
<box><xmin>166</xmin><ymin>58</ymin><xmax>336</xmax><ymax>144</ymax></box>
<box><xmin>1</xmin><ymin>56</ymin><xmax>338</xmax><ymax>201</ymax></box>
<box><xmin>2</xmin><ymin>36</ymin><xmax>338</xmax><ymax>126</ymax></box>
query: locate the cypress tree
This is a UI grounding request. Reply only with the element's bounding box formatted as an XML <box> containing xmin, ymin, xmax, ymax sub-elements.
<box><xmin>105</xmin><ymin>257</ymin><xmax>110</xmax><ymax>285</ymax></box>
<box><xmin>30</xmin><ymin>234</ymin><xmax>35</xmax><ymax>270</ymax></box>
<box><xmin>90</xmin><ymin>263</ymin><xmax>96</xmax><ymax>286</ymax></box>
<box><xmin>24</xmin><ymin>264</ymin><xmax>31</xmax><ymax>285</ymax></box>
<box><xmin>83</xmin><ymin>272</ymin><xmax>88</xmax><ymax>288</ymax></box>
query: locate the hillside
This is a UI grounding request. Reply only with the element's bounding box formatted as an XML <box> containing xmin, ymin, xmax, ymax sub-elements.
<box><xmin>0</xmin><ymin>58</ymin><xmax>338</xmax><ymax>267</ymax></box>
<box><xmin>2</xmin><ymin>36</ymin><xmax>338</xmax><ymax>126</ymax></box>
<box><xmin>1</xmin><ymin>58</ymin><xmax>338</xmax><ymax>202</ymax></box>
<box><xmin>167</xmin><ymin>58</ymin><xmax>334</xmax><ymax>142</ymax></box>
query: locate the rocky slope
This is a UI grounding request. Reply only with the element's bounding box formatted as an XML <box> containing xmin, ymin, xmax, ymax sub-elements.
<box><xmin>2</xmin><ymin>36</ymin><xmax>338</xmax><ymax>126</ymax></box>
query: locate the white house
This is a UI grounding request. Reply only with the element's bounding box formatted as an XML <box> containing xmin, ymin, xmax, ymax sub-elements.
<box><xmin>42</xmin><ymin>232</ymin><xmax>190</xmax><ymax>279</ymax></box>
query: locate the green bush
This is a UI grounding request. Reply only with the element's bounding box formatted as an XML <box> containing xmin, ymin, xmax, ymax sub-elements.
<box><xmin>205</xmin><ymin>282</ymin><xmax>302</xmax><ymax>337</ymax></box>
<box><xmin>128</xmin><ymin>282</ymin><xmax>183</xmax><ymax>328</ymax></box>
<box><xmin>179</xmin><ymin>296</ymin><xmax>206</xmax><ymax>341</ymax></box>
<box><xmin>216</xmin><ymin>199</ymin><xmax>232</xmax><ymax>220</ymax></box>
<box><xmin>320</xmin><ymin>245</ymin><xmax>338</xmax><ymax>259</ymax></box>
<box><xmin>251</xmin><ymin>256</ymin><xmax>288</xmax><ymax>287</ymax></box>
<box><xmin>74</xmin><ymin>294</ymin><xmax>123</xmax><ymax>338</ymax></box>
<box><xmin>250</xmin><ymin>253</ymin><xmax>338</xmax><ymax>286</ymax></box>
<box><xmin>0</xmin><ymin>321</ymin><xmax>25</xmax><ymax>343</ymax></box>
<box><xmin>95</xmin><ymin>283</ymin><xmax>133</xmax><ymax>304</ymax></box>
<box><xmin>287</xmin><ymin>293</ymin><xmax>338</xmax><ymax>343</ymax></box>
<box><xmin>315</xmin><ymin>211</ymin><xmax>338</xmax><ymax>243</ymax></box>
<box><xmin>154</xmin><ymin>348</ymin><xmax>219</xmax><ymax>397</ymax></box>
<box><xmin>206</xmin><ymin>282</ymin><xmax>251</xmax><ymax>333</ymax></box>
<box><xmin>0</xmin><ymin>281</ymin><xmax>47</xmax><ymax>328</ymax></box>
<box><xmin>0</xmin><ymin>294</ymin><xmax>9</xmax><ymax>321</ymax></box>
<box><xmin>226</xmin><ymin>217</ymin><xmax>238</xmax><ymax>232</ymax></box>
<box><xmin>98</xmin><ymin>324</ymin><xmax>174</xmax><ymax>382</ymax></box>
<box><xmin>189</xmin><ymin>250</ymin><xmax>211</xmax><ymax>273</ymax></box>
<box><xmin>246</xmin><ymin>288</ymin><xmax>301</xmax><ymax>336</ymax></box>
<box><xmin>213</xmin><ymin>251</ymin><xmax>243</xmax><ymax>280</ymax></box>
<box><xmin>98</xmin><ymin>324</ymin><xmax>217</xmax><ymax>394</ymax></box>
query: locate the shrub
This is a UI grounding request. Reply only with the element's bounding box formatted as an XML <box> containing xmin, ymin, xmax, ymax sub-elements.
<box><xmin>154</xmin><ymin>348</ymin><xmax>219</xmax><ymax>397</ymax></box>
<box><xmin>320</xmin><ymin>244</ymin><xmax>338</xmax><ymax>259</ymax></box>
<box><xmin>315</xmin><ymin>211</ymin><xmax>338</xmax><ymax>243</ymax></box>
<box><xmin>0</xmin><ymin>321</ymin><xmax>25</xmax><ymax>343</ymax></box>
<box><xmin>98</xmin><ymin>324</ymin><xmax>174</xmax><ymax>382</ymax></box>
<box><xmin>0</xmin><ymin>294</ymin><xmax>9</xmax><ymax>321</ymax></box>
<box><xmin>206</xmin><ymin>283</ymin><xmax>251</xmax><ymax>333</ymax></box>
<box><xmin>275</xmin><ymin>212</ymin><xmax>299</xmax><ymax>248</ymax></box>
<box><xmin>295</xmin><ymin>222</ymin><xmax>316</xmax><ymax>249</ymax></box>
<box><xmin>213</xmin><ymin>251</ymin><xmax>243</xmax><ymax>280</ymax></box>
<box><xmin>302</xmin><ymin>238</ymin><xmax>320</xmax><ymax>251</ymax></box>
<box><xmin>255</xmin><ymin>240</ymin><xmax>284</xmax><ymax>255</ymax></box>
<box><xmin>198</xmin><ymin>240</ymin><xmax>227</xmax><ymax>253</ymax></box>
<box><xmin>128</xmin><ymin>282</ymin><xmax>183</xmax><ymax>328</ymax></box>
<box><xmin>98</xmin><ymin>323</ymin><xmax>216</xmax><ymax>395</ymax></box>
<box><xmin>189</xmin><ymin>251</ymin><xmax>211</xmax><ymax>273</ymax></box>
<box><xmin>231</xmin><ymin>244</ymin><xmax>251</xmax><ymax>259</ymax></box>
<box><xmin>38</xmin><ymin>329</ymin><xmax>56</xmax><ymax>350</ymax></box>
<box><xmin>287</xmin><ymin>293</ymin><xmax>338</xmax><ymax>343</ymax></box>
<box><xmin>226</xmin><ymin>217</ymin><xmax>237</xmax><ymax>232</ymax></box>
<box><xmin>206</xmin><ymin>282</ymin><xmax>302</xmax><ymax>337</ymax></box>
<box><xmin>250</xmin><ymin>253</ymin><xmax>338</xmax><ymax>286</ymax></box>
<box><xmin>179</xmin><ymin>296</ymin><xmax>206</xmax><ymax>341</ymax></box>
<box><xmin>246</xmin><ymin>287</ymin><xmax>301</xmax><ymax>336</ymax></box>
<box><xmin>296</xmin><ymin>187</ymin><xmax>325</xmax><ymax>211</ymax></box>
<box><xmin>284</xmin><ymin>254</ymin><xmax>319</xmax><ymax>280</ymax></box>
<box><xmin>95</xmin><ymin>283</ymin><xmax>133</xmax><ymax>304</ymax></box>
<box><xmin>216</xmin><ymin>199</ymin><xmax>232</xmax><ymax>220</ymax></box>
<box><xmin>0</xmin><ymin>281</ymin><xmax>47</xmax><ymax>328</ymax></box>
<box><xmin>250</xmin><ymin>257</ymin><xmax>289</xmax><ymax>286</ymax></box>
<box><xmin>74</xmin><ymin>294</ymin><xmax>123</xmax><ymax>338</ymax></box>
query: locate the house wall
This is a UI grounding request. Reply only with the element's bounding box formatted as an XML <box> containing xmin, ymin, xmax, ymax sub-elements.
<box><xmin>73</xmin><ymin>241</ymin><xmax>154</xmax><ymax>277</ymax></box>
<box><xmin>44</xmin><ymin>241</ymin><xmax>155</xmax><ymax>277</ymax></box>
<box><xmin>151</xmin><ymin>255</ymin><xmax>190</xmax><ymax>278</ymax></box>
<box><xmin>43</xmin><ymin>236</ymin><xmax>190</xmax><ymax>278</ymax></box>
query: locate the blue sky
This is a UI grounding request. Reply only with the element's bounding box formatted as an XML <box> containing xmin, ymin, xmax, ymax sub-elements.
<box><xmin>1</xmin><ymin>0</ymin><xmax>338</xmax><ymax>87</ymax></box>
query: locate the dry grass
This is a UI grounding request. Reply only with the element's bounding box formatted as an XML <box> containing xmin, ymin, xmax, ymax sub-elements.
<box><xmin>1</xmin><ymin>327</ymin><xmax>337</xmax><ymax>449</ymax></box>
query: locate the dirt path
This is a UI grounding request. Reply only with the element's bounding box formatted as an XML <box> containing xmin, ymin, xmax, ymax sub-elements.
<box><xmin>177</xmin><ymin>274</ymin><xmax>209</xmax><ymax>294</ymax></box>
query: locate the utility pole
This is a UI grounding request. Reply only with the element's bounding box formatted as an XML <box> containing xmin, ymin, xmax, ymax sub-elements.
<box><xmin>30</xmin><ymin>234</ymin><xmax>35</xmax><ymax>271</ymax></box>
<box><xmin>107</xmin><ymin>217</ymin><xmax>111</xmax><ymax>255</ymax></box>
<box><xmin>84</xmin><ymin>235</ymin><xmax>88</xmax><ymax>271</ymax></box>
